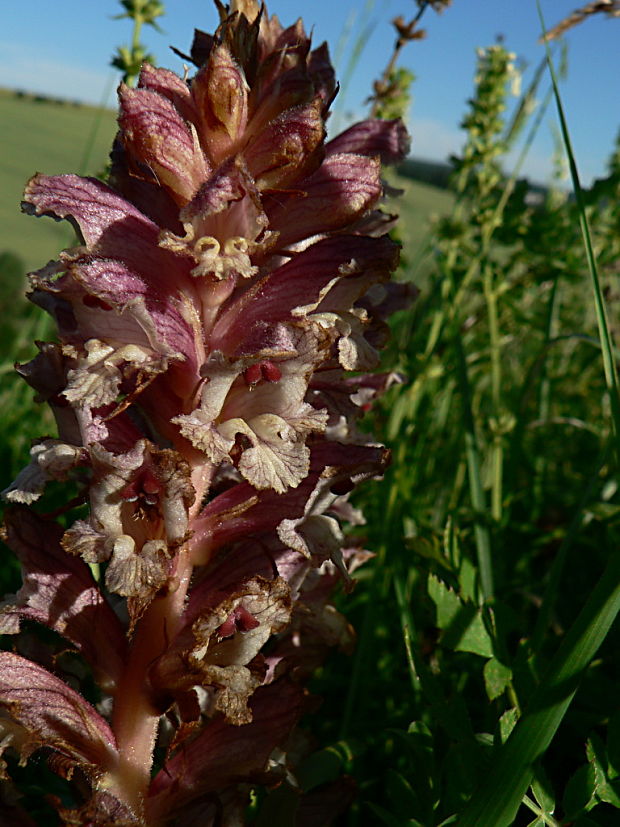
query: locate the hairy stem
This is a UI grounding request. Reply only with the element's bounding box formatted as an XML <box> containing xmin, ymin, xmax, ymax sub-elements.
<box><xmin>109</xmin><ymin>548</ymin><xmax>193</xmax><ymax>816</ymax></box>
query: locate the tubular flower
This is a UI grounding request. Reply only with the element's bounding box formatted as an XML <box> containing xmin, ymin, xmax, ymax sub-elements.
<box><xmin>1</xmin><ymin>1</ymin><xmax>411</xmax><ymax>824</ymax></box>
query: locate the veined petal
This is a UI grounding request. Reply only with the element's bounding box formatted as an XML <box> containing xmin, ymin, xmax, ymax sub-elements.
<box><xmin>160</xmin><ymin>158</ymin><xmax>274</xmax><ymax>280</ymax></box>
<box><xmin>138</xmin><ymin>63</ymin><xmax>196</xmax><ymax>123</ymax></box>
<box><xmin>22</xmin><ymin>173</ymin><xmax>158</xmax><ymax>250</ymax></box>
<box><xmin>220</xmin><ymin>413</ymin><xmax>310</xmax><ymax>492</ymax></box>
<box><xmin>326</xmin><ymin>117</ymin><xmax>410</xmax><ymax>163</ymax></box>
<box><xmin>211</xmin><ymin>234</ymin><xmax>399</xmax><ymax>350</ymax></box>
<box><xmin>266</xmin><ymin>152</ymin><xmax>383</xmax><ymax>246</ymax></box>
<box><xmin>1</xmin><ymin>509</ymin><xmax>127</xmax><ymax>688</ymax></box>
<box><xmin>0</xmin><ymin>652</ymin><xmax>118</xmax><ymax>775</ymax></box>
<box><xmin>150</xmin><ymin>577</ymin><xmax>291</xmax><ymax>725</ymax></box>
<box><xmin>192</xmin><ymin>44</ymin><xmax>249</xmax><ymax>163</ymax></box>
<box><xmin>118</xmin><ymin>85</ymin><xmax>210</xmax><ymax>204</ymax></box>
<box><xmin>245</xmin><ymin>97</ymin><xmax>325</xmax><ymax>190</ymax></box>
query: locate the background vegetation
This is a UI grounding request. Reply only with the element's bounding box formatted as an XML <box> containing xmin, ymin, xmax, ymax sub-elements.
<box><xmin>2</xmin><ymin>2</ymin><xmax>620</xmax><ymax>825</ymax></box>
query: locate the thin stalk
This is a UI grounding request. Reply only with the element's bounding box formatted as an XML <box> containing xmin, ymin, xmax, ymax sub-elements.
<box><xmin>453</xmin><ymin>332</ymin><xmax>494</xmax><ymax>601</ymax></box>
<box><xmin>369</xmin><ymin>0</ymin><xmax>429</xmax><ymax>118</ymax></box>
<box><xmin>78</xmin><ymin>72</ymin><xmax>117</xmax><ymax>176</ymax></box>
<box><xmin>532</xmin><ymin>277</ymin><xmax>560</xmax><ymax>516</ymax></box>
<box><xmin>393</xmin><ymin>574</ymin><xmax>422</xmax><ymax>693</ymax></box>
<box><xmin>483</xmin><ymin>259</ymin><xmax>503</xmax><ymax>523</ymax></box>
<box><xmin>538</xmin><ymin>0</ymin><xmax>620</xmax><ymax>460</ymax></box>
<box><xmin>521</xmin><ymin>793</ymin><xmax>560</xmax><ymax>826</ymax></box>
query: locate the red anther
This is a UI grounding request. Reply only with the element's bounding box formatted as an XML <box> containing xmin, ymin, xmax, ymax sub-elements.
<box><xmin>216</xmin><ymin>605</ymin><xmax>260</xmax><ymax>639</ymax></box>
<box><xmin>120</xmin><ymin>470</ymin><xmax>161</xmax><ymax>504</ymax></box>
<box><xmin>120</xmin><ymin>480</ymin><xmax>140</xmax><ymax>502</ymax></box>
<box><xmin>141</xmin><ymin>470</ymin><xmax>161</xmax><ymax>496</ymax></box>
<box><xmin>217</xmin><ymin>614</ymin><xmax>237</xmax><ymax>639</ymax></box>
<box><xmin>260</xmin><ymin>361</ymin><xmax>282</xmax><ymax>382</ymax></box>
<box><xmin>82</xmin><ymin>294</ymin><xmax>113</xmax><ymax>311</ymax></box>
<box><xmin>234</xmin><ymin>604</ymin><xmax>260</xmax><ymax>632</ymax></box>
<box><xmin>243</xmin><ymin>363</ymin><xmax>263</xmax><ymax>386</ymax></box>
<box><xmin>243</xmin><ymin>361</ymin><xmax>282</xmax><ymax>386</ymax></box>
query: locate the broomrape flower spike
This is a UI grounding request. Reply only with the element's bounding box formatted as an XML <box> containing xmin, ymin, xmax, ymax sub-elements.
<box><xmin>1</xmin><ymin>1</ymin><xmax>410</xmax><ymax>823</ymax></box>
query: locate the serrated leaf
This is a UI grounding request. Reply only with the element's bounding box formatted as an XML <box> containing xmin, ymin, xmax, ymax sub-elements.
<box><xmin>597</xmin><ymin>777</ymin><xmax>620</xmax><ymax>808</ymax></box>
<box><xmin>531</xmin><ymin>764</ymin><xmax>555</xmax><ymax>814</ymax></box>
<box><xmin>427</xmin><ymin>574</ymin><xmax>494</xmax><ymax>657</ymax></box>
<box><xmin>499</xmin><ymin>708</ymin><xmax>518</xmax><ymax>744</ymax></box>
<box><xmin>407</xmin><ymin>536</ymin><xmax>452</xmax><ymax>570</ymax></box>
<box><xmin>483</xmin><ymin>658</ymin><xmax>512</xmax><ymax>700</ymax></box>
<box><xmin>607</xmin><ymin>711</ymin><xmax>620</xmax><ymax>778</ymax></box>
<box><xmin>562</xmin><ymin>764</ymin><xmax>597</xmax><ymax>819</ymax></box>
<box><xmin>458</xmin><ymin>556</ymin><xmax>477</xmax><ymax>602</ymax></box>
<box><xmin>586</xmin><ymin>732</ymin><xmax>608</xmax><ymax>791</ymax></box>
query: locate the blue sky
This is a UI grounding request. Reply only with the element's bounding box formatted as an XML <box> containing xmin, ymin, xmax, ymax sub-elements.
<box><xmin>1</xmin><ymin>0</ymin><xmax>618</xmax><ymax>185</ymax></box>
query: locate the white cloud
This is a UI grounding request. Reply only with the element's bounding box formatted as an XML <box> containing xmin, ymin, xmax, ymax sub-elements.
<box><xmin>408</xmin><ymin>117</ymin><xmax>463</xmax><ymax>164</ymax></box>
<box><xmin>0</xmin><ymin>42</ymin><xmax>116</xmax><ymax>106</ymax></box>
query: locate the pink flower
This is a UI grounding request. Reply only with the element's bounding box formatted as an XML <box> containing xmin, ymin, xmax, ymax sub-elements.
<box><xmin>1</xmin><ymin>1</ymin><xmax>410</xmax><ymax>823</ymax></box>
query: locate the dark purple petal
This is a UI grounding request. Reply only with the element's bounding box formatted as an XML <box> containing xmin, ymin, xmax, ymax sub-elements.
<box><xmin>2</xmin><ymin>509</ymin><xmax>127</xmax><ymax>688</ymax></box>
<box><xmin>22</xmin><ymin>174</ymin><xmax>158</xmax><ymax>250</ymax></box>
<box><xmin>265</xmin><ymin>152</ymin><xmax>383</xmax><ymax>246</ymax></box>
<box><xmin>118</xmin><ymin>85</ymin><xmax>209</xmax><ymax>203</ymax></box>
<box><xmin>210</xmin><ymin>234</ymin><xmax>399</xmax><ymax>353</ymax></box>
<box><xmin>0</xmin><ymin>652</ymin><xmax>117</xmax><ymax>771</ymax></box>
<box><xmin>245</xmin><ymin>97</ymin><xmax>325</xmax><ymax>190</ymax></box>
<box><xmin>326</xmin><ymin>118</ymin><xmax>410</xmax><ymax>163</ymax></box>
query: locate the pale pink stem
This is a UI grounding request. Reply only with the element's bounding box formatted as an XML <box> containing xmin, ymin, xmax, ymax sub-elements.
<box><xmin>107</xmin><ymin>547</ymin><xmax>194</xmax><ymax>818</ymax></box>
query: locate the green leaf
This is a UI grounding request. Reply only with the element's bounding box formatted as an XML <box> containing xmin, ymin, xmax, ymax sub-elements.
<box><xmin>586</xmin><ymin>733</ymin><xmax>608</xmax><ymax>790</ymax></box>
<box><xmin>407</xmin><ymin>536</ymin><xmax>452</xmax><ymax>570</ymax></box>
<box><xmin>386</xmin><ymin>769</ymin><xmax>420</xmax><ymax>816</ymax></box>
<box><xmin>597</xmin><ymin>777</ymin><xmax>620</xmax><ymax>808</ymax></box>
<box><xmin>458</xmin><ymin>547</ymin><xmax>620</xmax><ymax>826</ymax></box>
<box><xmin>483</xmin><ymin>657</ymin><xmax>512</xmax><ymax>700</ymax></box>
<box><xmin>531</xmin><ymin>764</ymin><xmax>555</xmax><ymax>815</ymax></box>
<box><xmin>562</xmin><ymin>764</ymin><xmax>597</xmax><ymax>820</ymax></box>
<box><xmin>297</xmin><ymin>746</ymin><xmax>343</xmax><ymax>793</ymax></box>
<box><xmin>607</xmin><ymin>711</ymin><xmax>620</xmax><ymax>778</ymax></box>
<box><xmin>499</xmin><ymin>708</ymin><xmax>518</xmax><ymax>743</ymax></box>
<box><xmin>428</xmin><ymin>575</ymin><xmax>494</xmax><ymax>657</ymax></box>
<box><xmin>458</xmin><ymin>556</ymin><xmax>477</xmax><ymax>602</ymax></box>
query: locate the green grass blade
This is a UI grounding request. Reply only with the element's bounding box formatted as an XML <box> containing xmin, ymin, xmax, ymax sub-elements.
<box><xmin>537</xmin><ymin>0</ymin><xmax>620</xmax><ymax>460</ymax></box>
<box><xmin>453</xmin><ymin>334</ymin><xmax>494</xmax><ymax>602</ymax></box>
<box><xmin>459</xmin><ymin>548</ymin><xmax>620</xmax><ymax>826</ymax></box>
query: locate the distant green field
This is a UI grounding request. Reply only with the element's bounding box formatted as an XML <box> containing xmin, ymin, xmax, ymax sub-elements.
<box><xmin>388</xmin><ymin>172</ymin><xmax>454</xmax><ymax>283</ymax></box>
<box><xmin>0</xmin><ymin>90</ymin><xmax>118</xmax><ymax>275</ymax></box>
<box><xmin>0</xmin><ymin>90</ymin><xmax>453</xmax><ymax>285</ymax></box>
